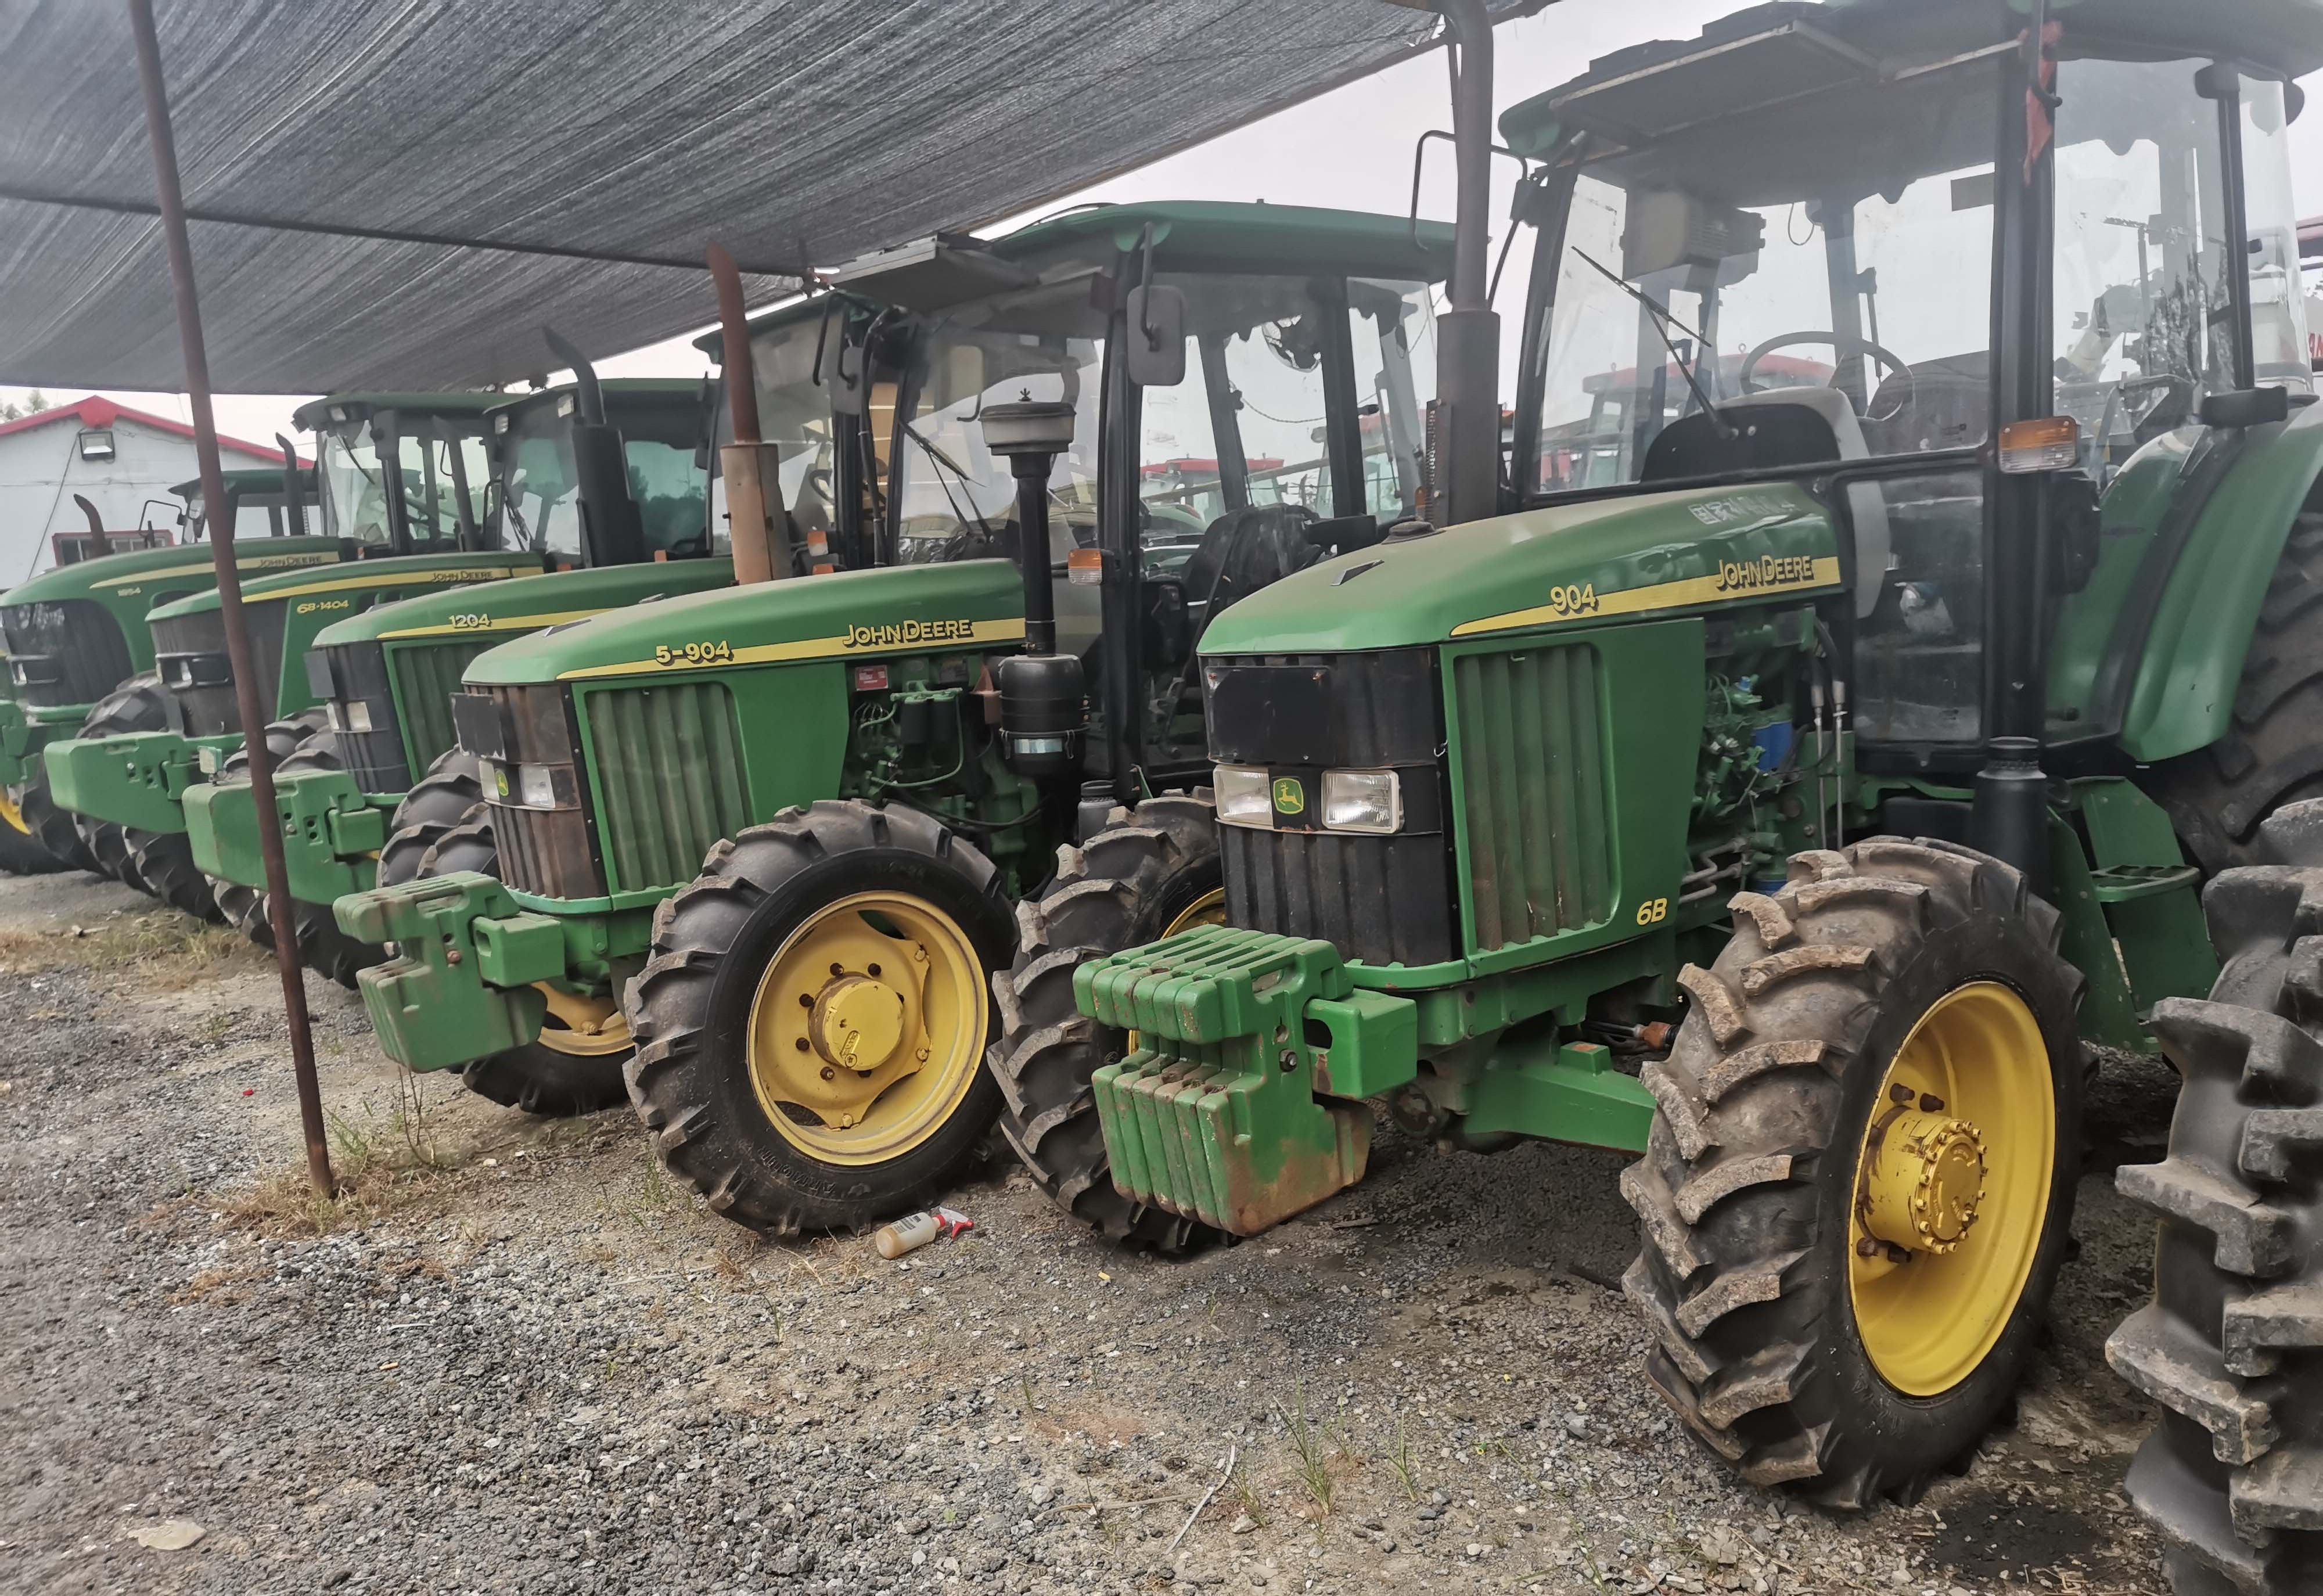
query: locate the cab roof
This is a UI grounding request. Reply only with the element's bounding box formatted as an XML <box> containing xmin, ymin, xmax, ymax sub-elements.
<box><xmin>1501</xmin><ymin>0</ymin><xmax>2323</xmax><ymax>157</ymax></box>
<box><xmin>742</xmin><ymin>202</ymin><xmax>1455</xmax><ymax>334</ymax></box>
<box><xmin>289</xmin><ymin>392</ymin><xmax>505</xmax><ymax>431</ymax></box>
<box><xmin>167</xmin><ymin>466</ymin><xmax>317</xmax><ymax>498</ymax></box>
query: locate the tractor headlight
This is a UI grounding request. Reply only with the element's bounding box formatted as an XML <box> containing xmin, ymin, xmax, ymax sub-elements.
<box><xmin>1321</xmin><ymin>769</ymin><xmax>1401</xmax><ymax>834</ymax></box>
<box><xmin>1213</xmin><ymin>765</ymin><xmax>1274</xmax><ymax>830</ymax></box>
<box><xmin>326</xmin><ymin>699</ymin><xmax>372</xmax><ymax>734</ymax></box>
<box><xmin>490</xmin><ymin>759</ymin><xmax>561</xmax><ymax>810</ymax></box>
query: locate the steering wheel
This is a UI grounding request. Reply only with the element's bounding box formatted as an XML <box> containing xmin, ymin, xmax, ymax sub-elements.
<box><xmin>1739</xmin><ymin>332</ymin><xmax>1916</xmax><ymax>425</ymax></box>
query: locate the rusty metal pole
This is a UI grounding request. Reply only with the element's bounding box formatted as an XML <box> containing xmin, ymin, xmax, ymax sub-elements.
<box><xmin>708</xmin><ymin>242</ymin><xmax>791</xmax><ymax>586</ymax></box>
<box><xmin>126</xmin><ymin>0</ymin><xmax>334</xmax><ymax>1198</ymax></box>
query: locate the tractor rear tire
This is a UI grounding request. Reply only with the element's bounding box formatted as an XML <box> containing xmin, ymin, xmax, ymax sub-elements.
<box><xmin>68</xmin><ymin>673</ymin><xmax>169</xmax><ymax>893</ymax></box>
<box><xmin>415</xmin><ymin>807</ymin><xmax>630</xmax><ymax>1116</ymax></box>
<box><xmin>1623</xmin><ymin>837</ymin><xmax>2084</xmax><ymax>1508</ymax></box>
<box><xmin>2153</xmin><ymin>511</ymin><xmax>2323</xmax><ymax>874</ymax></box>
<box><xmin>2106</xmin><ymin>800</ymin><xmax>2323</xmax><ymax>1595</ymax></box>
<box><xmin>626</xmin><ymin>800</ymin><xmax>1011</xmax><ymax>1236</ymax></box>
<box><xmin>0</xmin><ymin>788</ymin><xmax>66</xmax><ymax>875</ymax></box>
<box><xmin>988</xmin><ymin>792</ymin><xmax>1224</xmax><ymax>1251</ymax></box>
<box><xmin>375</xmin><ymin>747</ymin><xmax>485</xmax><ymax>890</ymax></box>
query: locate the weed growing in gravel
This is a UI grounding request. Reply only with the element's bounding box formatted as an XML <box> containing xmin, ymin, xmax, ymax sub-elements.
<box><xmin>1386</xmin><ymin>1411</ymin><xmax>1422</xmax><ymax>1500</ymax></box>
<box><xmin>1279</xmin><ymin>1380</ymin><xmax>1334</xmax><ymax>1524</ymax></box>
<box><xmin>0</xmin><ymin>911</ymin><xmax>264</xmax><ymax>986</ymax></box>
<box><xmin>228</xmin><ymin>1079</ymin><xmax>473</xmax><ymax>1235</ymax></box>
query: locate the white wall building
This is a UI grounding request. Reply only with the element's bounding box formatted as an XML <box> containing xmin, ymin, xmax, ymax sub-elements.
<box><xmin>0</xmin><ymin>396</ymin><xmax>293</xmax><ymax>588</ymax></box>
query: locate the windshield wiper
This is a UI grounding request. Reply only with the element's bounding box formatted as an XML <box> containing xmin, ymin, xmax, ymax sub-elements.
<box><xmin>900</xmin><ymin>420</ymin><xmax>998</xmax><ymax>544</ymax></box>
<box><xmin>1573</xmin><ymin>250</ymin><xmax>1735</xmax><ymax>440</ymax></box>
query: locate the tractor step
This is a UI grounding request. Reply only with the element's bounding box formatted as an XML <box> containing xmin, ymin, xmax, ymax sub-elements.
<box><xmin>1077</xmin><ymin>925</ymin><xmax>1415</xmax><ymax>1235</ymax></box>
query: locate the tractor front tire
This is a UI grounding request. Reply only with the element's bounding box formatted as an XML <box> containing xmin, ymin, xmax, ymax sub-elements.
<box><xmin>2108</xmin><ymin>801</ymin><xmax>2323</xmax><ymax>1595</ymax></box>
<box><xmin>374</xmin><ymin>747</ymin><xmax>485</xmax><ymax>890</ymax></box>
<box><xmin>626</xmin><ymin>800</ymin><xmax>1011</xmax><ymax>1236</ymax></box>
<box><xmin>0</xmin><ymin>786</ymin><xmax>66</xmax><ymax>875</ymax></box>
<box><xmin>1623</xmin><ymin>837</ymin><xmax>2084</xmax><ymax>1507</ymax></box>
<box><xmin>68</xmin><ymin>673</ymin><xmax>170</xmax><ymax>893</ymax></box>
<box><xmin>12</xmin><ymin>772</ymin><xmax>100</xmax><ymax>876</ymax></box>
<box><xmin>204</xmin><ymin>711</ymin><xmax>336</xmax><ymax>954</ymax></box>
<box><xmin>413</xmin><ymin>807</ymin><xmax>630</xmax><ymax>1116</ymax></box>
<box><xmin>988</xmin><ymin>792</ymin><xmax>1224</xmax><ymax>1251</ymax></box>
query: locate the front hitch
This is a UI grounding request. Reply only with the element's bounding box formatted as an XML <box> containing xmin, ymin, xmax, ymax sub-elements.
<box><xmin>42</xmin><ymin>729</ymin><xmax>229</xmax><ymax>832</ymax></box>
<box><xmin>1076</xmin><ymin>925</ymin><xmax>1419</xmax><ymax>1235</ymax></box>
<box><xmin>335</xmin><ymin>871</ymin><xmax>567</xmax><ymax>1071</ymax></box>
<box><xmin>187</xmin><ymin>767</ymin><xmax>386</xmax><ymax>900</ymax></box>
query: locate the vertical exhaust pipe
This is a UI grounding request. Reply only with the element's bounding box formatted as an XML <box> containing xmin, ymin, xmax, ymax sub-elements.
<box><xmin>71</xmin><ymin>494</ymin><xmax>112</xmax><ymax>559</ymax></box>
<box><xmin>709</xmin><ymin>242</ymin><xmax>792</xmax><ymax>585</ymax></box>
<box><xmin>1433</xmin><ymin>0</ymin><xmax>1502</xmax><ymax>529</ymax></box>
<box><xmin>275</xmin><ymin>434</ymin><xmax>308</xmax><ymax>537</ymax></box>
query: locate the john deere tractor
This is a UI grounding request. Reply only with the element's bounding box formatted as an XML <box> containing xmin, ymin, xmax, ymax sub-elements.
<box><xmin>2</xmin><ymin>466</ymin><xmax>341</xmax><ymax>880</ymax></box>
<box><xmin>185</xmin><ymin>306</ymin><xmax>871</xmax><ymax>1060</ymax></box>
<box><xmin>1022</xmin><ymin>0</ymin><xmax>2323</xmax><ymax>1571</ymax></box>
<box><xmin>37</xmin><ymin>393</ymin><xmax>527</xmax><ymax>928</ymax></box>
<box><xmin>336</xmin><ymin>200</ymin><xmax>1447</xmax><ymax>1225</ymax></box>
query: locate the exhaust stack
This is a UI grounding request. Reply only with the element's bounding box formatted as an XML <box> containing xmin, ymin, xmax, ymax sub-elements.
<box><xmin>709</xmin><ymin>241</ymin><xmax>793</xmax><ymax>586</ymax></box>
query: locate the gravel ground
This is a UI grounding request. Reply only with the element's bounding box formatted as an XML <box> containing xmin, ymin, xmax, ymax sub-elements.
<box><xmin>0</xmin><ymin>865</ymin><xmax>2184</xmax><ymax>1595</ymax></box>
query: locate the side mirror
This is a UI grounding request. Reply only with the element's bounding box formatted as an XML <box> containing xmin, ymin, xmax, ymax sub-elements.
<box><xmin>2200</xmin><ymin>387</ymin><xmax>2292</xmax><ymax>430</ymax></box>
<box><xmin>1124</xmin><ymin>286</ymin><xmax>1188</xmax><ymax>387</ymax></box>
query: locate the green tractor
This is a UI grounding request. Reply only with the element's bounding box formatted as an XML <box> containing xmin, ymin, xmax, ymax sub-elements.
<box><xmin>1</xmin><ymin>468</ymin><xmax>343</xmax><ymax>880</ymax></box>
<box><xmin>181</xmin><ymin>368</ymin><xmax>737</xmax><ymax>985</ymax></box>
<box><xmin>1020</xmin><ymin>0</ymin><xmax>2323</xmax><ymax>1570</ymax></box>
<box><xmin>186</xmin><ymin>303</ymin><xmax>876</xmax><ymax>1056</ymax></box>
<box><xmin>336</xmin><ymin>200</ymin><xmax>1447</xmax><ymax>1224</ymax></box>
<box><xmin>37</xmin><ymin>393</ymin><xmax>527</xmax><ymax>927</ymax></box>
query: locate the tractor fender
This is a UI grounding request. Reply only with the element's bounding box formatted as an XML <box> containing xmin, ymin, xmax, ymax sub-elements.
<box><xmin>2118</xmin><ymin>402</ymin><xmax>2323</xmax><ymax>763</ymax></box>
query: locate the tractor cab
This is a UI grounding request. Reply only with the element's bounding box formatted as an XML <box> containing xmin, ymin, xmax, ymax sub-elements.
<box><xmin>296</xmin><ymin>393</ymin><xmax>500</xmax><ymax>552</ymax></box>
<box><xmin>828</xmin><ymin>202</ymin><xmax>1444</xmax><ymax>793</ymax></box>
<box><xmin>487</xmin><ymin>378</ymin><xmax>714</xmax><ymax>571</ymax></box>
<box><xmin>1502</xmin><ymin>0</ymin><xmax>2314</xmax><ymax>759</ymax></box>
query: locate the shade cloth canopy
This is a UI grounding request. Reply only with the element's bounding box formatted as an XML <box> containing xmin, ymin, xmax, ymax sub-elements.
<box><xmin>0</xmin><ymin>0</ymin><xmax>1526</xmax><ymax>393</ymax></box>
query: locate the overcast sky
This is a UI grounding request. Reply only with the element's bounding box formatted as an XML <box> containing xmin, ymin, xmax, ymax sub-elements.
<box><xmin>9</xmin><ymin>0</ymin><xmax>2323</xmax><ymax>447</ymax></box>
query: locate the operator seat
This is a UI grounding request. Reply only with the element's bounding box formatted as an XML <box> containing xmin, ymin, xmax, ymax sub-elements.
<box><xmin>1641</xmin><ymin>389</ymin><xmax>1890</xmax><ymax>620</ymax></box>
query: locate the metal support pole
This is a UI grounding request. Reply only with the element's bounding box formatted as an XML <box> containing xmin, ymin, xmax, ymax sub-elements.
<box><xmin>127</xmin><ymin>0</ymin><xmax>333</xmax><ymax>1198</ymax></box>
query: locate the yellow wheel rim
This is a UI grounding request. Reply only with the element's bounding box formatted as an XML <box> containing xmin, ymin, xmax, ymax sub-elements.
<box><xmin>1127</xmin><ymin>885</ymin><xmax>1227</xmax><ymax>1054</ymax></box>
<box><xmin>535</xmin><ymin>986</ymin><xmax>631</xmax><ymax>1057</ymax></box>
<box><xmin>0</xmin><ymin>787</ymin><xmax>30</xmax><ymax>838</ymax></box>
<box><xmin>745</xmin><ymin>891</ymin><xmax>987</xmax><ymax>1166</ymax></box>
<box><xmin>1849</xmin><ymin>980</ymin><xmax>2054</xmax><ymax>1397</ymax></box>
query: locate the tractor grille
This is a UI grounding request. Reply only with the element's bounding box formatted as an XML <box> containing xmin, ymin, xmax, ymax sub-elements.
<box><xmin>2</xmin><ymin>599</ymin><xmax>134</xmax><ymax>711</ymax></box>
<box><xmin>395</xmin><ymin>641</ymin><xmax>493</xmax><ymax>778</ymax></box>
<box><xmin>470</xmin><ymin>684</ymin><xmax>604</xmax><ymax>902</ymax></box>
<box><xmin>581</xmin><ymin>681</ymin><xmax>751</xmax><ymax>896</ymax></box>
<box><xmin>1450</xmin><ymin>643</ymin><xmax>1614</xmax><ymax>951</ymax></box>
<box><xmin>1207</xmin><ymin>649</ymin><xmax>1458</xmax><ymax>969</ymax></box>
<box><xmin>152</xmin><ymin>602</ymin><xmax>289</xmax><ymax>736</ymax></box>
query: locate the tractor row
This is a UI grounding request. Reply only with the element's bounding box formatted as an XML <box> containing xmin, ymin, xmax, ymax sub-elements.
<box><xmin>4</xmin><ymin>3</ymin><xmax>2321</xmax><ymax>1588</ymax></box>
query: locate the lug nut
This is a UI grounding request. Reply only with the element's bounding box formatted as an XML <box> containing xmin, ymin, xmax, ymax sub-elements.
<box><xmin>820</xmin><ymin>1065</ymin><xmax>835</xmax><ymax>1081</ymax></box>
<box><xmin>1919</xmin><ymin>1092</ymin><xmax>1946</xmax><ymax>1112</ymax></box>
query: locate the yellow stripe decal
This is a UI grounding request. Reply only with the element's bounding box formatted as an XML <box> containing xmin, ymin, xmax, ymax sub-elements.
<box><xmin>87</xmin><ymin>551</ymin><xmax>335</xmax><ymax>588</ymax></box>
<box><xmin>559</xmin><ymin>617</ymin><xmax>1029</xmax><ymax>680</ymax></box>
<box><xmin>378</xmin><ymin>609</ymin><xmax>606</xmax><ymax>640</ymax></box>
<box><xmin>1450</xmin><ymin>555</ymin><xmax>1843</xmax><ymax>639</ymax></box>
<box><xmin>254</xmin><ymin>566</ymin><xmax>527</xmax><ymax>603</ymax></box>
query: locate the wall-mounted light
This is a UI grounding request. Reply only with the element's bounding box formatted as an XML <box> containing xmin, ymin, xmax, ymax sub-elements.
<box><xmin>77</xmin><ymin>428</ymin><xmax>116</xmax><ymax>461</ymax></box>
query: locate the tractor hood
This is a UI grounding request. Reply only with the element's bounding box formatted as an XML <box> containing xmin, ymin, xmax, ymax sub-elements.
<box><xmin>148</xmin><ymin>550</ymin><xmax>544</xmax><ymax>624</ymax></box>
<box><xmin>2</xmin><ymin>536</ymin><xmax>344</xmax><ymax>609</ymax></box>
<box><xmin>315</xmin><ymin>558</ymin><xmax>738</xmax><ymax>648</ymax></box>
<box><xmin>466</xmin><ymin>560</ymin><xmax>1030</xmax><ymax>686</ymax></box>
<box><xmin>1200</xmin><ymin>483</ymin><xmax>1845</xmax><ymax>656</ymax></box>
